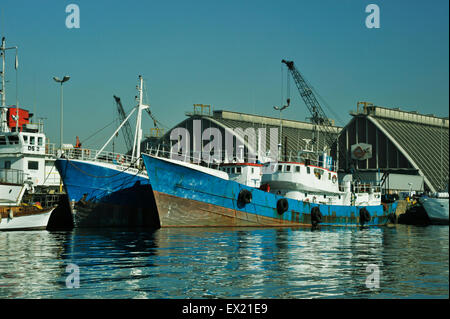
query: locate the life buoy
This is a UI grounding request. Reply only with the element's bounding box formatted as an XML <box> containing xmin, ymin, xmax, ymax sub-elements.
<box><xmin>276</xmin><ymin>198</ymin><xmax>289</xmax><ymax>215</ymax></box>
<box><xmin>311</xmin><ymin>206</ymin><xmax>322</xmax><ymax>227</ymax></box>
<box><xmin>359</xmin><ymin>207</ymin><xmax>371</xmax><ymax>226</ymax></box>
<box><xmin>332</xmin><ymin>175</ymin><xmax>337</xmax><ymax>184</ymax></box>
<box><xmin>238</xmin><ymin>189</ymin><xmax>252</xmax><ymax>205</ymax></box>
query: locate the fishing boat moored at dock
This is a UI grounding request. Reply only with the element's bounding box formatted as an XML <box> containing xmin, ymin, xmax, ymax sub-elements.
<box><xmin>55</xmin><ymin>76</ymin><xmax>158</xmax><ymax>228</ymax></box>
<box><xmin>141</xmin><ymin>151</ymin><xmax>398</xmax><ymax>228</ymax></box>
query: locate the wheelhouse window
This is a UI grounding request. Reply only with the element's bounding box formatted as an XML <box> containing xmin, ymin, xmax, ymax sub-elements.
<box><xmin>30</xmin><ymin>136</ymin><xmax>35</xmax><ymax>145</ymax></box>
<box><xmin>306</xmin><ymin>167</ymin><xmax>310</xmax><ymax>174</ymax></box>
<box><xmin>8</xmin><ymin>136</ymin><xmax>19</xmax><ymax>144</ymax></box>
<box><xmin>295</xmin><ymin>166</ymin><xmax>300</xmax><ymax>173</ymax></box>
<box><xmin>286</xmin><ymin>165</ymin><xmax>291</xmax><ymax>172</ymax></box>
<box><xmin>278</xmin><ymin>165</ymin><xmax>283</xmax><ymax>172</ymax></box>
<box><xmin>28</xmin><ymin>161</ymin><xmax>39</xmax><ymax>170</ymax></box>
<box><xmin>0</xmin><ymin>136</ymin><xmax>6</xmax><ymax>145</ymax></box>
<box><xmin>236</xmin><ymin>167</ymin><xmax>242</xmax><ymax>174</ymax></box>
<box><xmin>38</xmin><ymin>137</ymin><xmax>43</xmax><ymax>146</ymax></box>
<box><xmin>23</xmin><ymin>135</ymin><xmax>28</xmax><ymax>143</ymax></box>
<box><xmin>4</xmin><ymin>161</ymin><xmax>11</xmax><ymax>169</ymax></box>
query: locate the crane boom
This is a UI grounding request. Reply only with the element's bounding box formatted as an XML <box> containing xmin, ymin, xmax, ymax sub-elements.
<box><xmin>281</xmin><ymin>59</ymin><xmax>337</xmax><ymax>150</ymax></box>
<box><xmin>113</xmin><ymin>95</ymin><xmax>134</xmax><ymax>152</ymax></box>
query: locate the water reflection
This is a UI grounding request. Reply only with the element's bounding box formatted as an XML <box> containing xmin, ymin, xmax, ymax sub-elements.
<box><xmin>0</xmin><ymin>231</ymin><xmax>70</xmax><ymax>298</ymax></box>
<box><xmin>0</xmin><ymin>225</ymin><xmax>448</xmax><ymax>298</ymax></box>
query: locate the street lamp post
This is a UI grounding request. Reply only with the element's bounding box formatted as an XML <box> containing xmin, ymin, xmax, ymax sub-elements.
<box><xmin>53</xmin><ymin>76</ymin><xmax>70</xmax><ymax>152</ymax></box>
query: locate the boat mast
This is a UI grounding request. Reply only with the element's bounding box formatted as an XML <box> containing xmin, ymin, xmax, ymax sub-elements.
<box><xmin>1</xmin><ymin>37</ymin><xmax>8</xmax><ymax>132</ymax></box>
<box><xmin>131</xmin><ymin>75</ymin><xmax>149</xmax><ymax>161</ymax></box>
<box><xmin>95</xmin><ymin>75</ymin><xmax>148</xmax><ymax>161</ymax></box>
<box><xmin>0</xmin><ymin>37</ymin><xmax>18</xmax><ymax>133</ymax></box>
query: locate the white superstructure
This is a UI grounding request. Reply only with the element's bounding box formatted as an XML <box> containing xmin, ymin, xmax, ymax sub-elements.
<box><xmin>0</xmin><ymin>37</ymin><xmax>62</xmax><ymax>204</ymax></box>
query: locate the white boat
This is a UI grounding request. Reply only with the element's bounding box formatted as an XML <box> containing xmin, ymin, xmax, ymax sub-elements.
<box><xmin>218</xmin><ymin>146</ymin><xmax>383</xmax><ymax>208</ymax></box>
<box><xmin>0</xmin><ymin>168</ymin><xmax>55</xmax><ymax>231</ymax></box>
<box><xmin>0</xmin><ymin>206</ymin><xmax>55</xmax><ymax>231</ymax></box>
<box><xmin>419</xmin><ymin>193</ymin><xmax>449</xmax><ymax>225</ymax></box>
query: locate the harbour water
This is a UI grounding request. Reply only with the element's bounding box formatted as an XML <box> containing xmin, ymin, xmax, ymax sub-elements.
<box><xmin>0</xmin><ymin>224</ymin><xmax>448</xmax><ymax>299</ymax></box>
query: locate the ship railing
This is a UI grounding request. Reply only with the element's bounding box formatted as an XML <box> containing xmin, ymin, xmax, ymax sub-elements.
<box><xmin>145</xmin><ymin>147</ymin><xmax>225</xmax><ymax>169</ymax></box>
<box><xmin>0</xmin><ymin>168</ymin><xmax>25</xmax><ymax>185</ymax></box>
<box><xmin>45</xmin><ymin>143</ymin><xmax>59</xmax><ymax>157</ymax></box>
<box><xmin>145</xmin><ymin>146</ymin><xmax>339</xmax><ymax>171</ymax></box>
<box><xmin>339</xmin><ymin>182</ymin><xmax>382</xmax><ymax>194</ymax></box>
<box><xmin>283</xmin><ymin>151</ymin><xmax>338</xmax><ymax>172</ymax></box>
<box><xmin>63</xmin><ymin>148</ymin><xmax>142</xmax><ymax>170</ymax></box>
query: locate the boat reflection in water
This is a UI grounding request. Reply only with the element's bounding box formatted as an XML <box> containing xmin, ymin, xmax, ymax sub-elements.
<box><xmin>0</xmin><ymin>225</ymin><xmax>447</xmax><ymax>298</ymax></box>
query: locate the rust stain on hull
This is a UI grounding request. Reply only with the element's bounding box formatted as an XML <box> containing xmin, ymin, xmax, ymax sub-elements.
<box><xmin>153</xmin><ymin>191</ymin><xmax>386</xmax><ymax>228</ymax></box>
<box><xmin>153</xmin><ymin>191</ymin><xmax>305</xmax><ymax>227</ymax></box>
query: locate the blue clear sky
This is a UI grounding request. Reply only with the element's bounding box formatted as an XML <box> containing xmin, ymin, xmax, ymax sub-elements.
<box><xmin>1</xmin><ymin>0</ymin><xmax>448</xmax><ymax>153</ymax></box>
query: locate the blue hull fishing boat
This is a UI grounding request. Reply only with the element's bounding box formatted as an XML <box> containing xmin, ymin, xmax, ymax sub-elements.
<box><xmin>54</xmin><ymin>158</ymin><xmax>156</xmax><ymax>227</ymax></box>
<box><xmin>55</xmin><ymin>76</ymin><xmax>158</xmax><ymax>227</ymax></box>
<box><xmin>141</xmin><ymin>153</ymin><xmax>398</xmax><ymax>228</ymax></box>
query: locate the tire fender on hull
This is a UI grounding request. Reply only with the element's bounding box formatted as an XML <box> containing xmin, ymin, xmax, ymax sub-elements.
<box><xmin>238</xmin><ymin>189</ymin><xmax>252</xmax><ymax>205</ymax></box>
<box><xmin>277</xmin><ymin>198</ymin><xmax>289</xmax><ymax>215</ymax></box>
<box><xmin>311</xmin><ymin>206</ymin><xmax>322</xmax><ymax>226</ymax></box>
<box><xmin>359</xmin><ymin>207</ymin><xmax>371</xmax><ymax>226</ymax></box>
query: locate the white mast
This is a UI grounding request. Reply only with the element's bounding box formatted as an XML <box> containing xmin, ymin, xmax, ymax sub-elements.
<box><xmin>131</xmin><ymin>75</ymin><xmax>149</xmax><ymax>161</ymax></box>
<box><xmin>1</xmin><ymin>37</ymin><xmax>5</xmax><ymax>107</ymax></box>
<box><xmin>0</xmin><ymin>37</ymin><xmax>18</xmax><ymax>133</ymax></box>
<box><xmin>95</xmin><ymin>75</ymin><xmax>148</xmax><ymax>162</ymax></box>
<box><xmin>1</xmin><ymin>37</ymin><xmax>8</xmax><ymax>132</ymax></box>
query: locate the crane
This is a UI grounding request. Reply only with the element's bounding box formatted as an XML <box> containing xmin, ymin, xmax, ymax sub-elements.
<box><xmin>113</xmin><ymin>95</ymin><xmax>134</xmax><ymax>153</ymax></box>
<box><xmin>281</xmin><ymin>59</ymin><xmax>338</xmax><ymax>152</ymax></box>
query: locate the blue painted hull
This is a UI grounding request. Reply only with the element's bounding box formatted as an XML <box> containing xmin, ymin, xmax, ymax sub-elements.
<box><xmin>55</xmin><ymin>158</ymin><xmax>159</xmax><ymax>227</ymax></box>
<box><xmin>142</xmin><ymin>154</ymin><xmax>398</xmax><ymax>227</ymax></box>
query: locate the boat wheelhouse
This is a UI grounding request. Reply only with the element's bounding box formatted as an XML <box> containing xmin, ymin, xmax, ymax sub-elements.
<box><xmin>260</xmin><ymin>157</ymin><xmax>382</xmax><ymax>207</ymax></box>
<box><xmin>219</xmin><ymin>163</ymin><xmax>263</xmax><ymax>188</ymax></box>
<box><xmin>0</xmin><ymin>107</ymin><xmax>61</xmax><ymax>192</ymax></box>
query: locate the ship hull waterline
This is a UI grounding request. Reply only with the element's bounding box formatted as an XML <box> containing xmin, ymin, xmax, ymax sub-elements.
<box><xmin>142</xmin><ymin>154</ymin><xmax>398</xmax><ymax>228</ymax></box>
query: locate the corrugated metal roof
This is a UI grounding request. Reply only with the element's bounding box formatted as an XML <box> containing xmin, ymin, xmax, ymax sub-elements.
<box><xmin>369</xmin><ymin>115</ymin><xmax>449</xmax><ymax>192</ymax></box>
<box><xmin>208</xmin><ymin>114</ymin><xmax>339</xmax><ymax>159</ymax></box>
<box><xmin>152</xmin><ymin>110</ymin><xmax>341</xmax><ymax>161</ymax></box>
